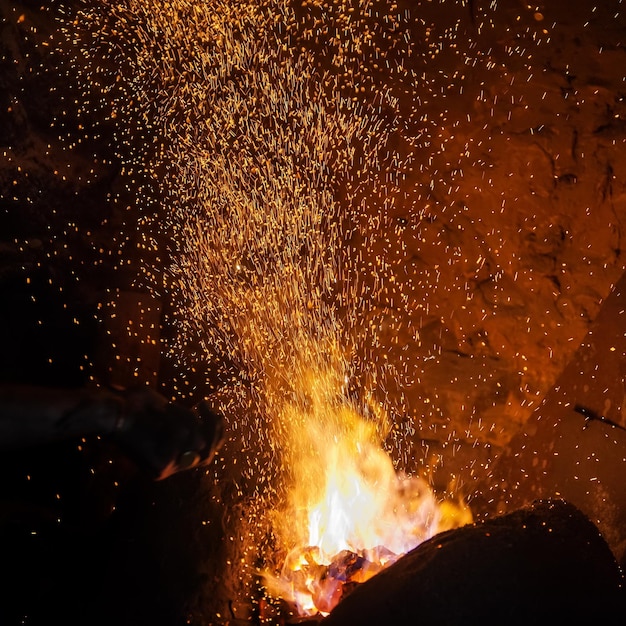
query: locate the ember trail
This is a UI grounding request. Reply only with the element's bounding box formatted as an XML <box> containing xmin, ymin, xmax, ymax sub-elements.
<box><xmin>69</xmin><ymin>0</ymin><xmax>472</xmax><ymax>619</ymax></box>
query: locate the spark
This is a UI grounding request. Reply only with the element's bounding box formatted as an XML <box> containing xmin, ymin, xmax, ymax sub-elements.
<box><xmin>15</xmin><ymin>0</ymin><xmax>616</xmax><ymax>618</ymax></box>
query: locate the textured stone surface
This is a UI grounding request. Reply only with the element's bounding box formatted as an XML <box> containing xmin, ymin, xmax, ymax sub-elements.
<box><xmin>481</xmin><ymin>270</ymin><xmax>626</xmax><ymax>569</ymax></box>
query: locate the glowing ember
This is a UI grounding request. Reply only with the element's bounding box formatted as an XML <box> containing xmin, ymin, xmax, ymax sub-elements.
<box><xmin>264</xmin><ymin>363</ymin><xmax>472</xmax><ymax>616</ymax></box>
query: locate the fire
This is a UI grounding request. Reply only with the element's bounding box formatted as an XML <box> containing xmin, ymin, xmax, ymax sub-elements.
<box><xmin>264</xmin><ymin>364</ymin><xmax>472</xmax><ymax>617</ymax></box>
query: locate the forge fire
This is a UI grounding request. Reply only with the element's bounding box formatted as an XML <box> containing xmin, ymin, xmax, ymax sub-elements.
<box><xmin>262</xmin><ymin>363</ymin><xmax>471</xmax><ymax>616</ymax></box>
<box><xmin>3</xmin><ymin>0</ymin><xmax>626</xmax><ymax>624</ymax></box>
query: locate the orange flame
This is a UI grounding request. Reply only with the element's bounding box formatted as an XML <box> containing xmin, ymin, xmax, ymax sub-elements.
<box><xmin>264</xmin><ymin>363</ymin><xmax>472</xmax><ymax>616</ymax></box>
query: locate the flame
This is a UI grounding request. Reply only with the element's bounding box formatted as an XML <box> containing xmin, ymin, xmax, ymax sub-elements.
<box><xmin>264</xmin><ymin>362</ymin><xmax>472</xmax><ymax>616</ymax></box>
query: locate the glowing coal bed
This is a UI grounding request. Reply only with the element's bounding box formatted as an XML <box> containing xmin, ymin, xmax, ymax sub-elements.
<box><xmin>267</xmin><ymin>487</ymin><xmax>470</xmax><ymax>618</ymax></box>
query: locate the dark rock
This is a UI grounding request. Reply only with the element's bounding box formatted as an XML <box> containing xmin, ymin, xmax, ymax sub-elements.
<box><xmin>322</xmin><ymin>500</ymin><xmax>626</xmax><ymax>625</ymax></box>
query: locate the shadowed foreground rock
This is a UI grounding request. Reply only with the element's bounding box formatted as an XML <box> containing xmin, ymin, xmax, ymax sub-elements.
<box><xmin>322</xmin><ymin>500</ymin><xmax>626</xmax><ymax>625</ymax></box>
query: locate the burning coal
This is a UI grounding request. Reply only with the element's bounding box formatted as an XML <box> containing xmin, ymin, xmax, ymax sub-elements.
<box><xmin>263</xmin><ymin>359</ymin><xmax>471</xmax><ymax>616</ymax></box>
